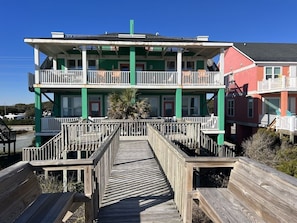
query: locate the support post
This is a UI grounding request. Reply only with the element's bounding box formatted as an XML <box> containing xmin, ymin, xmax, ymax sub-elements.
<box><xmin>217</xmin><ymin>88</ymin><xmax>225</xmax><ymax>147</ymax></box>
<box><xmin>82</xmin><ymin>88</ymin><xmax>88</xmax><ymax>119</ymax></box>
<box><xmin>175</xmin><ymin>88</ymin><xmax>182</xmax><ymax>120</ymax></box>
<box><xmin>35</xmin><ymin>87</ymin><xmax>42</xmax><ymax>146</ymax></box>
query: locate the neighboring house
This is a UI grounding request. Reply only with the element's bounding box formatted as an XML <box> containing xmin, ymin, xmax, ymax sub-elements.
<box><xmin>24</xmin><ymin>20</ymin><xmax>232</xmax><ymax>146</ymax></box>
<box><xmin>224</xmin><ymin>42</ymin><xmax>297</xmax><ymax>145</ymax></box>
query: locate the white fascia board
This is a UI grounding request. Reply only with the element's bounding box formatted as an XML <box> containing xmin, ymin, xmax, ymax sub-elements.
<box><xmin>255</xmin><ymin>61</ymin><xmax>297</xmax><ymax>65</ymax></box>
<box><xmin>24</xmin><ymin>38</ymin><xmax>233</xmax><ymax>48</ymax></box>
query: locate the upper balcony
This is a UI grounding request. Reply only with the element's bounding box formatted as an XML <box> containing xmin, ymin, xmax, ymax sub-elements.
<box><xmin>28</xmin><ymin>69</ymin><xmax>222</xmax><ymax>90</ymax></box>
<box><xmin>258</xmin><ymin>76</ymin><xmax>297</xmax><ymax>94</ymax></box>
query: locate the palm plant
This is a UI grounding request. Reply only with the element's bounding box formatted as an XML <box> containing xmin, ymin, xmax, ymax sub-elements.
<box><xmin>107</xmin><ymin>89</ymin><xmax>150</xmax><ymax>119</ymax></box>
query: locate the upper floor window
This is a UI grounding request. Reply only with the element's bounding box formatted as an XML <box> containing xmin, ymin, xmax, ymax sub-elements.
<box><xmin>265</xmin><ymin>66</ymin><xmax>281</xmax><ymax>80</ymax></box>
<box><xmin>248</xmin><ymin>98</ymin><xmax>253</xmax><ymax>118</ymax></box>
<box><xmin>227</xmin><ymin>99</ymin><xmax>235</xmax><ymax>117</ymax></box>
<box><xmin>182</xmin><ymin>61</ymin><xmax>195</xmax><ymax>71</ymax></box>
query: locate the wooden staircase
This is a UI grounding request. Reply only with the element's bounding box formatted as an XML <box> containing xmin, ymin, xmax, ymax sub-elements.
<box><xmin>0</xmin><ymin>118</ymin><xmax>16</xmax><ymax>155</ymax></box>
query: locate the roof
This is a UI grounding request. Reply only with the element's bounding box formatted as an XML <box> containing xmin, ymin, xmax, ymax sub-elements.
<box><xmin>234</xmin><ymin>42</ymin><xmax>297</xmax><ymax>62</ymax></box>
<box><xmin>24</xmin><ymin>32</ymin><xmax>233</xmax><ymax>58</ymax></box>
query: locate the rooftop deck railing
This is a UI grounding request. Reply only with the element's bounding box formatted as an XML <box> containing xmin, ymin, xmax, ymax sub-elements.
<box><xmin>32</xmin><ymin>69</ymin><xmax>222</xmax><ymax>87</ymax></box>
<box><xmin>258</xmin><ymin>76</ymin><xmax>297</xmax><ymax>93</ymax></box>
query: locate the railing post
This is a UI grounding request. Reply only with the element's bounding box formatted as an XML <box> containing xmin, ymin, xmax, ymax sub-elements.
<box><xmin>84</xmin><ymin>165</ymin><xmax>95</xmax><ymax>223</ymax></box>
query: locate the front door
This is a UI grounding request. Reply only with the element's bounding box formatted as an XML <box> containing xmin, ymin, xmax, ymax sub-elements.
<box><xmin>89</xmin><ymin>101</ymin><xmax>101</xmax><ymax>117</ymax></box>
<box><xmin>163</xmin><ymin>101</ymin><xmax>175</xmax><ymax>117</ymax></box>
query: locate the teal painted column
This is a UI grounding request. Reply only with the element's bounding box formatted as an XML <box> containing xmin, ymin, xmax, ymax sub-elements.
<box><xmin>130</xmin><ymin>47</ymin><xmax>136</xmax><ymax>85</ymax></box>
<box><xmin>217</xmin><ymin>88</ymin><xmax>225</xmax><ymax>145</ymax></box>
<box><xmin>200</xmin><ymin>94</ymin><xmax>207</xmax><ymax>116</ymax></box>
<box><xmin>53</xmin><ymin>93</ymin><xmax>61</xmax><ymax>117</ymax></box>
<box><xmin>34</xmin><ymin>87</ymin><xmax>42</xmax><ymax>146</ymax></box>
<box><xmin>130</xmin><ymin>19</ymin><xmax>136</xmax><ymax>85</ymax></box>
<box><xmin>81</xmin><ymin>88</ymin><xmax>88</xmax><ymax>119</ymax></box>
<box><xmin>175</xmin><ymin>88</ymin><xmax>182</xmax><ymax>119</ymax></box>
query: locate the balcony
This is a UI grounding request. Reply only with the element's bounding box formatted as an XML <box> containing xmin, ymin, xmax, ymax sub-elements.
<box><xmin>29</xmin><ymin>69</ymin><xmax>222</xmax><ymax>89</ymax></box>
<box><xmin>258</xmin><ymin>76</ymin><xmax>297</xmax><ymax>93</ymax></box>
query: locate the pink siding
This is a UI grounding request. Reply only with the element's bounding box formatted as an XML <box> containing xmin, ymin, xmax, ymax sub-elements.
<box><xmin>224</xmin><ymin>47</ymin><xmax>254</xmax><ymax>73</ymax></box>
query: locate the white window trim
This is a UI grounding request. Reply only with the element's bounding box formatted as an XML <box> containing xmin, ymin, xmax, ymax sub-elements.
<box><xmin>264</xmin><ymin>66</ymin><xmax>282</xmax><ymax>80</ymax></box>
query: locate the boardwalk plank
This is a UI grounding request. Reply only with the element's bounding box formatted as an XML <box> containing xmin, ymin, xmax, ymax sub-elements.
<box><xmin>98</xmin><ymin>140</ymin><xmax>182</xmax><ymax>223</ymax></box>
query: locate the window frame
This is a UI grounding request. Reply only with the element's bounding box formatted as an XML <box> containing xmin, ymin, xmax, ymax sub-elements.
<box><xmin>264</xmin><ymin>66</ymin><xmax>282</xmax><ymax>80</ymax></box>
<box><xmin>247</xmin><ymin>98</ymin><xmax>254</xmax><ymax>118</ymax></box>
<box><xmin>227</xmin><ymin>99</ymin><xmax>235</xmax><ymax>117</ymax></box>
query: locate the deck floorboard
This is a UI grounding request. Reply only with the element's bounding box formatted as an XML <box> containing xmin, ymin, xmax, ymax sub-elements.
<box><xmin>98</xmin><ymin>140</ymin><xmax>182</xmax><ymax>223</ymax></box>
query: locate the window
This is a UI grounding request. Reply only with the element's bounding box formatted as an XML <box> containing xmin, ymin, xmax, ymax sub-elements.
<box><xmin>248</xmin><ymin>98</ymin><xmax>253</xmax><ymax>118</ymax></box>
<box><xmin>140</xmin><ymin>96</ymin><xmax>159</xmax><ymax>117</ymax></box>
<box><xmin>265</xmin><ymin>66</ymin><xmax>281</xmax><ymax>80</ymax></box>
<box><xmin>88</xmin><ymin>60</ymin><xmax>97</xmax><ymax>70</ymax></box>
<box><xmin>182</xmin><ymin>61</ymin><xmax>195</xmax><ymax>71</ymax></box>
<box><xmin>264</xmin><ymin>98</ymin><xmax>280</xmax><ymax>115</ymax></box>
<box><xmin>166</xmin><ymin>61</ymin><xmax>176</xmax><ymax>71</ymax></box>
<box><xmin>227</xmin><ymin>99</ymin><xmax>235</xmax><ymax>117</ymax></box>
<box><xmin>61</xmin><ymin>96</ymin><xmax>82</xmax><ymax>117</ymax></box>
<box><xmin>182</xmin><ymin>96</ymin><xmax>199</xmax><ymax>116</ymax></box>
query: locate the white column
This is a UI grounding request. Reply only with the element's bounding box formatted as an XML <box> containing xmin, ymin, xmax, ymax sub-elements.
<box><xmin>177</xmin><ymin>49</ymin><xmax>182</xmax><ymax>85</ymax></box>
<box><xmin>34</xmin><ymin>45</ymin><xmax>40</xmax><ymax>84</ymax></box>
<box><xmin>53</xmin><ymin>57</ymin><xmax>57</xmax><ymax>70</ymax></box>
<box><xmin>219</xmin><ymin>48</ymin><xmax>225</xmax><ymax>84</ymax></box>
<box><xmin>82</xmin><ymin>46</ymin><xmax>87</xmax><ymax>84</ymax></box>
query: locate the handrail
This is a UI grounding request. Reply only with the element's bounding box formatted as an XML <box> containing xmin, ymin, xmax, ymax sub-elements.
<box><xmin>147</xmin><ymin>124</ymin><xmax>237</xmax><ymax>223</ymax></box>
<box><xmin>29</xmin><ymin>125</ymin><xmax>121</xmax><ymax>222</ymax></box>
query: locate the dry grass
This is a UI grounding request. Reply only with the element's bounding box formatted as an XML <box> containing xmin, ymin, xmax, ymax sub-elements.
<box><xmin>38</xmin><ymin>174</ymin><xmax>85</xmax><ymax>222</ymax></box>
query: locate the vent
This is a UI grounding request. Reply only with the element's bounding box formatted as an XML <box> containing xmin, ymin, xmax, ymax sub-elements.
<box><xmin>197</xmin><ymin>36</ymin><xmax>209</xmax><ymax>41</ymax></box>
<box><xmin>51</xmin><ymin>32</ymin><xmax>65</xmax><ymax>38</ymax></box>
<box><xmin>118</xmin><ymin>33</ymin><xmax>146</xmax><ymax>39</ymax></box>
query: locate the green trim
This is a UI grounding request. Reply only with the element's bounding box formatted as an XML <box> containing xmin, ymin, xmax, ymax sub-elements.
<box><xmin>130</xmin><ymin>20</ymin><xmax>134</xmax><ymax>34</ymax></box>
<box><xmin>130</xmin><ymin>47</ymin><xmax>136</xmax><ymax>85</ymax></box>
<box><xmin>53</xmin><ymin>93</ymin><xmax>61</xmax><ymax>117</ymax></box>
<box><xmin>34</xmin><ymin>87</ymin><xmax>42</xmax><ymax>146</ymax></box>
<box><xmin>200</xmin><ymin>94</ymin><xmax>208</xmax><ymax>116</ymax></box>
<box><xmin>81</xmin><ymin>88</ymin><xmax>88</xmax><ymax>119</ymax></box>
<box><xmin>175</xmin><ymin>88</ymin><xmax>182</xmax><ymax>119</ymax></box>
<box><xmin>57</xmin><ymin>58</ymin><xmax>65</xmax><ymax>70</ymax></box>
<box><xmin>217</xmin><ymin>89</ymin><xmax>225</xmax><ymax>145</ymax></box>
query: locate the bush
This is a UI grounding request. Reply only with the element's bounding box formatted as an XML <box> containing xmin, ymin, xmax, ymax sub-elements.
<box><xmin>275</xmin><ymin>146</ymin><xmax>297</xmax><ymax>177</ymax></box>
<box><xmin>241</xmin><ymin>128</ymin><xmax>282</xmax><ymax>167</ymax></box>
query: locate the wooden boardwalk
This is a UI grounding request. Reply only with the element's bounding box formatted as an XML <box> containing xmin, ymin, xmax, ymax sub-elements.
<box><xmin>98</xmin><ymin>140</ymin><xmax>182</xmax><ymax>223</ymax></box>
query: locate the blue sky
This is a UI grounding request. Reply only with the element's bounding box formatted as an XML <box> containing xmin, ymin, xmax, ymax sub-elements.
<box><xmin>1</xmin><ymin>0</ymin><xmax>297</xmax><ymax>105</ymax></box>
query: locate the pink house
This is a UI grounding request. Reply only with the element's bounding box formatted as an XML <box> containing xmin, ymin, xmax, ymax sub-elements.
<box><xmin>224</xmin><ymin>43</ymin><xmax>297</xmax><ymax>145</ymax></box>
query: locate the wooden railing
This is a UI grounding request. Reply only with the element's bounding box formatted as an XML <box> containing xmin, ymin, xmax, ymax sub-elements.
<box><xmin>23</xmin><ymin>123</ymin><xmax>118</xmax><ymax>161</ymax></box>
<box><xmin>22</xmin><ymin>132</ymin><xmax>63</xmax><ymax>161</ymax></box>
<box><xmin>28</xmin><ymin>125</ymin><xmax>120</xmax><ymax>222</ymax></box>
<box><xmin>147</xmin><ymin>124</ymin><xmax>237</xmax><ymax>223</ymax></box>
<box><xmin>40</xmin><ymin>70</ymin><xmax>83</xmax><ymax>84</ymax></box>
<box><xmin>183</xmin><ymin>115</ymin><xmax>218</xmax><ymax>130</ymax></box>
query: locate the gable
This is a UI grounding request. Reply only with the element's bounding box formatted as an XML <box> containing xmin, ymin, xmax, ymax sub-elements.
<box><xmin>224</xmin><ymin>47</ymin><xmax>254</xmax><ymax>74</ymax></box>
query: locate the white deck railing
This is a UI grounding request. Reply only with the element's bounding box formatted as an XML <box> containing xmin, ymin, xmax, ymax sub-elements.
<box><xmin>258</xmin><ymin>76</ymin><xmax>297</xmax><ymax>93</ymax></box>
<box><xmin>40</xmin><ymin>70</ymin><xmax>83</xmax><ymax>84</ymax></box>
<box><xmin>88</xmin><ymin>70</ymin><xmax>130</xmax><ymax>85</ymax></box>
<box><xmin>276</xmin><ymin>116</ymin><xmax>297</xmax><ymax>132</ymax></box>
<box><xmin>33</xmin><ymin>69</ymin><xmax>222</xmax><ymax>87</ymax></box>
<box><xmin>136</xmin><ymin>71</ymin><xmax>177</xmax><ymax>85</ymax></box>
<box><xmin>41</xmin><ymin>117</ymin><xmax>80</xmax><ymax>132</ymax></box>
<box><xmin>182</xmin><ymin>71</ymin><xmax>221</xmax><ymax>86</ymax></box>
<box><xmin>183</xmin><ymin>115</ymin><xmax>218</xmax><ymax>130</ymax></box>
